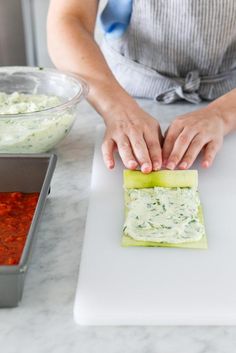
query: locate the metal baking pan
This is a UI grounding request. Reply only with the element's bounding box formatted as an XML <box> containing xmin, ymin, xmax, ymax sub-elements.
<box><xmin>0</xmin><ymin>154</ymin><xmax>57</xmax><ymax>307</ymax></box>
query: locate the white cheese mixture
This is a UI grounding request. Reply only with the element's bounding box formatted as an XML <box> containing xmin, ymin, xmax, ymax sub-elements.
<box><xmin>0</xmin><ymin>92</ymin><xmax>74</xmax><ymax>153</ymax></box>
<box><xmin>0</xmin><ymin>92</ymin><xmax>61</xmax><ymax>114</ymax></box>
<box><xmin>124</xmin><ymin>187</ymin><xmax>205</xmax><ymax>243</ymax></box>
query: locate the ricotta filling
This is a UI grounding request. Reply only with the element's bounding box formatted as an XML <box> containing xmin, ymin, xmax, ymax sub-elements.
<box><xmin>124</xmin><ymin>187</ymin><xmax>205</xmax><ymax>243</ymax></box>
<box><xmin>0</xmin><ymin>92</ymin><xmax>61</xmax><ymax>114</ymax></box>
<box><xmin>0</xmin><ymin>92</ymin><xmax>74</xmax><ymax>153</ymax></box>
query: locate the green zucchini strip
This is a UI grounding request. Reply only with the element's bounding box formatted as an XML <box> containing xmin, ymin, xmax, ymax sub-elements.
<box><xmin>124</xmin><ymin>169</ymin><xmax>198</xmax><ymax>189</ymax></box>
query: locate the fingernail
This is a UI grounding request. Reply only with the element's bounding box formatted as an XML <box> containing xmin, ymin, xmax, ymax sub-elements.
<box><xmin>202</xmin><ymin>160</ymin><xmax>209</xmax><ymax>168</ymax></box>
<box><xmin>141</xmin><ymin>163</ymin><xmax>151</xmax><ymax>173</ymax></box>
<box><xmin>179</xmin><ymin>161</ymin><xmax>188</xmax><ymax>169</ymax></box>
<box><xmin>128</xmin><ymin>160</ymin><xmax>137</xmax><ymax>169</ymax></box>
<box><xmin>162</xmin><ymin>159</ymin><xmax>167</xmax><ymax>166</ymax></box>
<box><xmin>107</xmin><ymin>161</ymin><xmax>114</xmax><ymax>169</ymax></box>
<box><xmin>166</xmin><ymin>161</ymin><xmax>175</xmax><ymax>170</ymax></box>
<box><xmin>153</xmin><ymin>162</ymin><xmax>161</xmax><ymax>171</ymax></box>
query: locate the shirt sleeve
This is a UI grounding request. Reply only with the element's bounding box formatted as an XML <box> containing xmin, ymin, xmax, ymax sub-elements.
<box><xmin>100</xmin><ymin>0</ymin><xmax>133</xmax><ymax>38</ymax></box>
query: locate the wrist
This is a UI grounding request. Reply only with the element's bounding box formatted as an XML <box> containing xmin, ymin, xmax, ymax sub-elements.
<box><xmin>87</xmin><ymin>79</ymin><xmax>139</xmax><ymax>123</ymax></box>
<box><xmin>207</xmin><ymin>89</ymin><xmax>236</xmax><ymax>135</ymax></box>
<box><xmin>203</xmin><ymin>105</ymin><xmax>229</xmax><ymax>135</ymax></box>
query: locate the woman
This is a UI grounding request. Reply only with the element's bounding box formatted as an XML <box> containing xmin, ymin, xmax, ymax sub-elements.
<box><xmin>47</xmin><ymin>0</ymin><xmax>236</xmax><ymax>173</ymax></box>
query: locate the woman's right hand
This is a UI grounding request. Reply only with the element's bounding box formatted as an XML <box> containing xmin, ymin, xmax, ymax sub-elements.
<box><xmin>102</xmin><ymin>100</ymin><xmax>163</xmax><ymax>173</ymax></box>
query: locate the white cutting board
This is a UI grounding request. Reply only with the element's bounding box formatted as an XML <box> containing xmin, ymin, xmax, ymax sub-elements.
<box><xmin>74</xmin><ymin>123</ymin><xmax>236</xmax><ymax>325</ymax></box>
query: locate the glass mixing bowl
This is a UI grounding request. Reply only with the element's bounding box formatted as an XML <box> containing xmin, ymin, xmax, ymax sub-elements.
<box><xmin>0</xmin><ymin>66</ymin><xmax>88</xmax><ymax>153</ymax></box>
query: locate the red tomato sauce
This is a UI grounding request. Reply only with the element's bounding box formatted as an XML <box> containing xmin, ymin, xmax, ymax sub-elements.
<box><xmin>0</xmin><ymin>192</ymin><xmax>39</xmax><ymax>265</ymax></box>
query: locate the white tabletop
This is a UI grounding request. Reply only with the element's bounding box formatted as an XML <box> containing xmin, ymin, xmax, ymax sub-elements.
<box><xmin>1</xmin><ymin>100</ymin><xmax>236</xmax><ymax>353</ymax></box>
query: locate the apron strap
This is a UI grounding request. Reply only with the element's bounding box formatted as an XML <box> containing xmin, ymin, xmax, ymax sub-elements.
<box><xmin>156</xmin><ymin>69</ymin><xmax>236</xmax><ymax>104</ymax></box>
<box><xmin>156</xmin><ymin>71</ymin><xmax>201</xmax><ymax>104</ymax></box>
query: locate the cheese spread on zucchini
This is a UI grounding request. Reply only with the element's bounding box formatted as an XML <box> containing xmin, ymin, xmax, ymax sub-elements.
<box><xmin>124</xmin><ymin>187</ymin><xmax>204</xmax><ymax>243</ymax></box>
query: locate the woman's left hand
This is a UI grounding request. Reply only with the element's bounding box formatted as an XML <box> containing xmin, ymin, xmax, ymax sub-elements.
<box><xmin>162</xmin><ymin>106</ymin><xmax>226</xmax><ymax>170</ymax></box>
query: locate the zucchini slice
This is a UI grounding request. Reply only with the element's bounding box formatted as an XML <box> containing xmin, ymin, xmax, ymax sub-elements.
<box><xmin>124</xmin><ymin>169</ymin><xmax>198</xmax><ymax>189</ymax></box>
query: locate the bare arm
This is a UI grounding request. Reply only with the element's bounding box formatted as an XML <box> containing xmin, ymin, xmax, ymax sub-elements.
<box><xmin>48</xmin><ymin>0</ymin><xmax>126</xmax><ymax>114</ymax></box>
<box><xmin>47</xmin><ymin>0</ymin><xmax>162</xmax><ymax>172</ymax></box>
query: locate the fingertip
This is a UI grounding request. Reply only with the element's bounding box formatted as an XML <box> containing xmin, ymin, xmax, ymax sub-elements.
<box><xmin>179</xmin><ymin>161</ymin><xmax>188</xmax><ymax>170</ymax></box>
<box><xmin>166</xmin><ymin>161</ymin><xmax>175</xmax><ymax>170</ymax></box>
<box><xmin>141</xmin><ymin>162</ymin><xmax>152</xmax><ymax>173</ymax></box>
<box><xmin>153</xmin><ymin>162</ymin><xmax>161</xmax><ymax>171</ymax></box>
<box><xmin>127</xmin><ymin>160</ymin><xmax>138</xmax><ymax>170</ymax></box>
<box><xmin>162</xmin><ymin>159</ymin><xmax>167</xmax><ymax>167</ymax></box>
<box><xmin>106</xmin><ymin>160</ymin><xmax>115</xmax><ymax>170</ymax></box>
<box><xmin>201</xmin><ymin>160</ymin><xmax>210</xmax><ymax>168</ymax></box>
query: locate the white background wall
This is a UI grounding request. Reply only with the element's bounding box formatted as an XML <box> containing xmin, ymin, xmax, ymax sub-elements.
<box><xmin>23</xmin><ymin>0</ymin><xmax>107</xmax><ymax>67</ymax></box>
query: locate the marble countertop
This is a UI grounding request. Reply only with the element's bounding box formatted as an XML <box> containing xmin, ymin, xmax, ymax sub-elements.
<box><xmin>0</xmin><ymin>100</ymin><xmax>235</xmax><ymax>353</ymax></box>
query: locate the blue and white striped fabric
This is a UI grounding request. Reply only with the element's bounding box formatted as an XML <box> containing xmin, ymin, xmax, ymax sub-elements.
<box><xmin>100</xmin><ymin>0</ymin><xmax>132</xmax><ymax>38</ymax></box>
<box><xmin>101</xmin><ymin>0</ymin><xmax>236</xmax><ymax>103</ymax></box>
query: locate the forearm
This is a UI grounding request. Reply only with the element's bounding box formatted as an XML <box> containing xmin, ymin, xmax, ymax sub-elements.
<box><xmin>206</xmin><ymin>88</ymin><xmax>236</xmax><ymax>135</ymax></box>
<box><xmin>47</xmin><ymin>0</ymin><xmax>162</xmax><ymax>172</ymax></box>
<box><xmin>47</xmin><ymin>12</ymin><xmax>136</xmax><ymax>121</ymax></box>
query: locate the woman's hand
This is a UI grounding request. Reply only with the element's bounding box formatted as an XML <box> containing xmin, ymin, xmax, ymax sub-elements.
<box><xmin>162</xmin><ymin>106</ymin><xmax>226</xmax><ymax>170</ymax></box>
<box><xmin>102</xmin><ymin>101</ymin><xmax>163</xmax><ymax>173</ymax></box>
<box><xmin>163</xmin><ymin>88</ymin><xmax>236</xmax><ymax>170</ymax></box>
